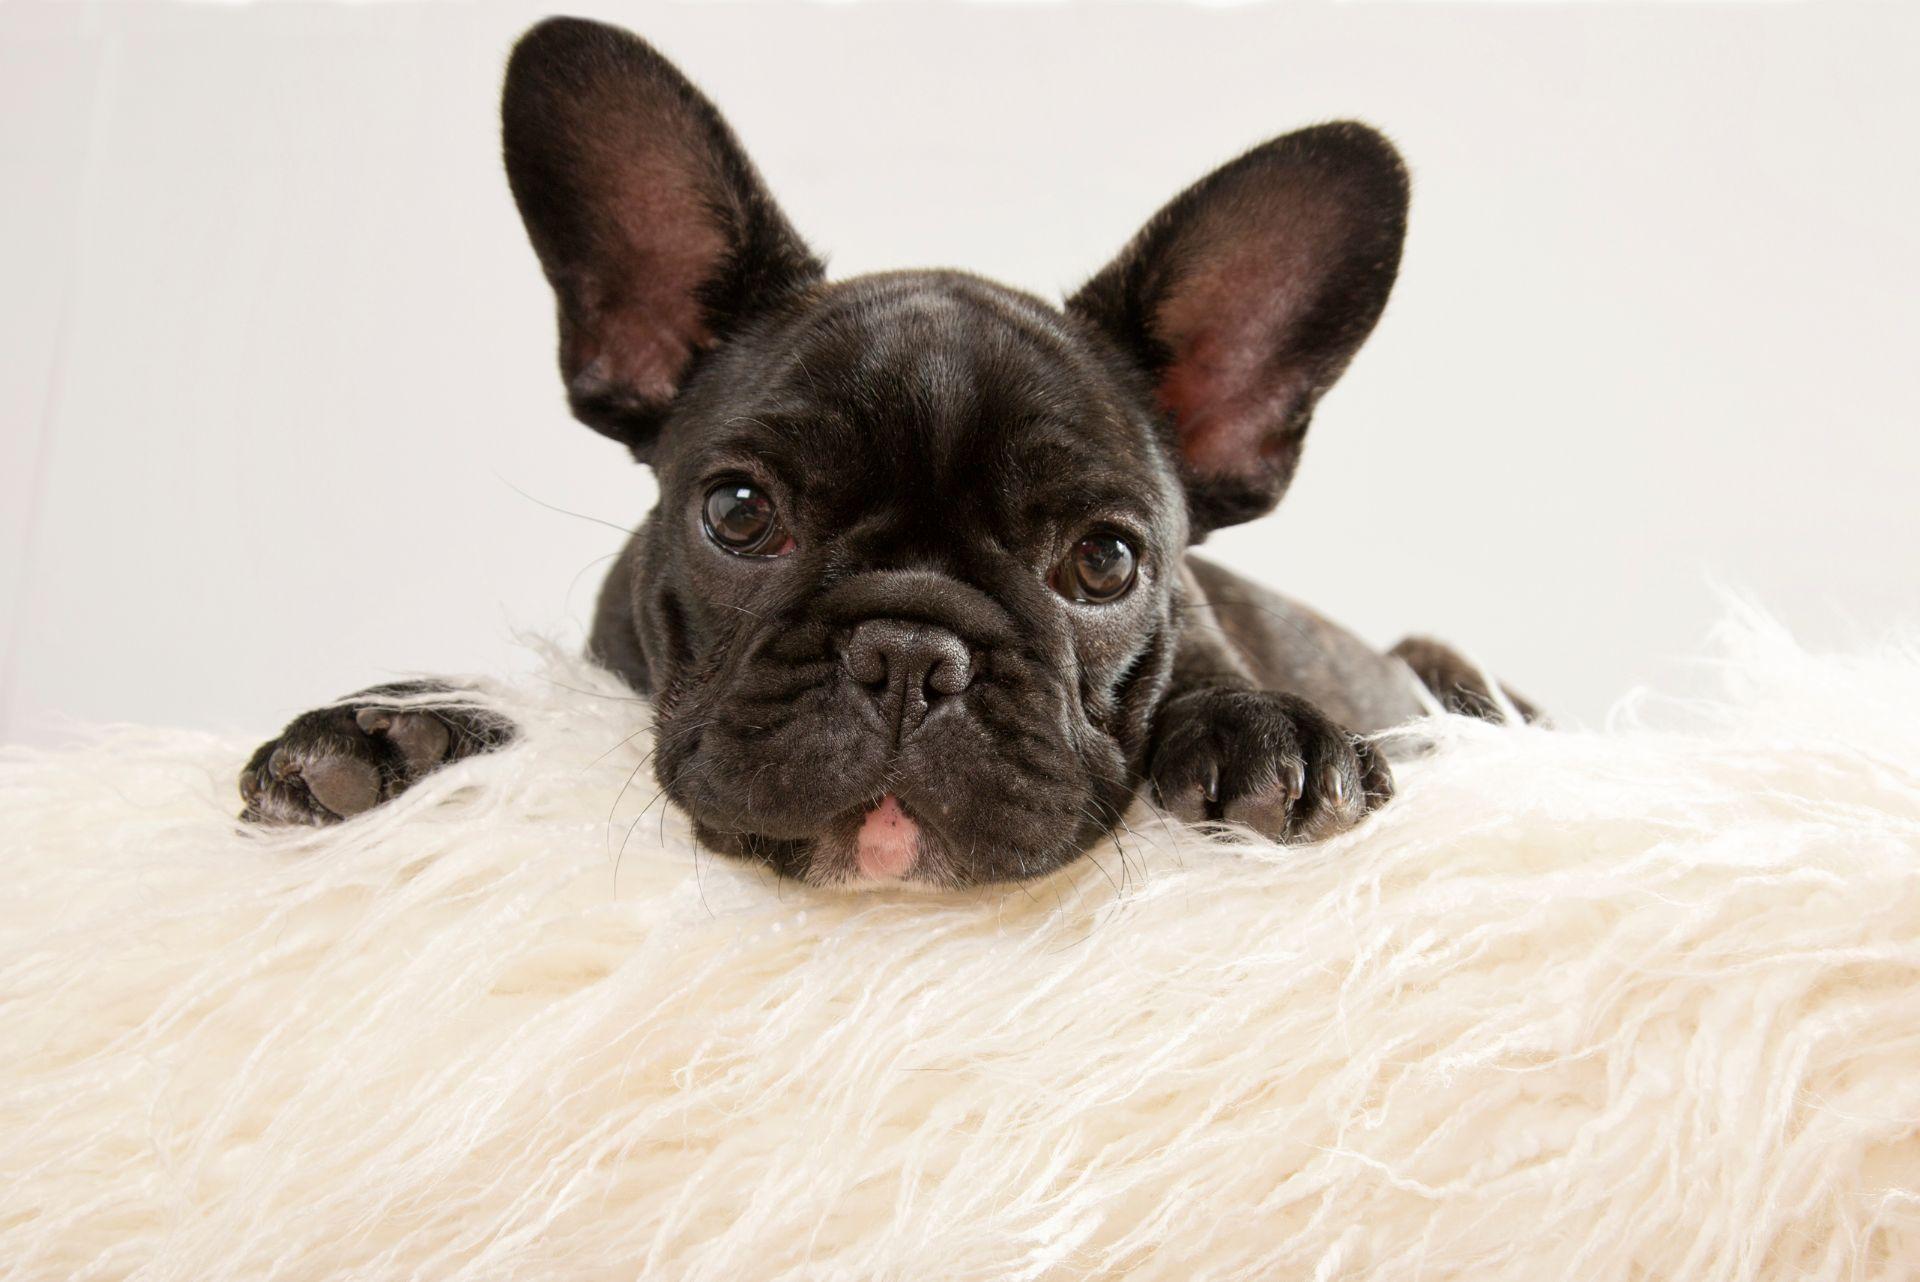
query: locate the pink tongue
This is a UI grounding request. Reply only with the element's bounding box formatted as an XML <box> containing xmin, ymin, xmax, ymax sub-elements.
<box><xmin>856</xmin><ymin>795</ymin><xmax>919</xmax><ymax>880</ymax></box>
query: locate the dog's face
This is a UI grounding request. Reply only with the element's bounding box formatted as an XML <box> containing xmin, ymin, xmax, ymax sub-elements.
<box><xmin>621</xmin><ymin>272</ymin><xmax>1188</xmax><ymax>886</ymax></box>
<box><xmin>503</xmin><ymin>19</ymin><xmax>1406</xmax><ymax>886</ymax></box>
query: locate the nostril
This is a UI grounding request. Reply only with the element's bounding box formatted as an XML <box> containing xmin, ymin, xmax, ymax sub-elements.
<box><xmin>925</xmin><ymin>644</ymin><xmax>972</xmax><ymax>698</ymax></box>
<box><xmin>843</xmin><ymin>633</ymin><xmax>889</xmax><ymax>689</ymax></box>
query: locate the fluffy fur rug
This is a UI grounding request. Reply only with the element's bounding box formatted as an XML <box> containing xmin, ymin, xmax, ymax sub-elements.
<box><xmin>5</xmin><ymin>607</ymin><xmax>1919</xmax><ymax>1281</ymax></box>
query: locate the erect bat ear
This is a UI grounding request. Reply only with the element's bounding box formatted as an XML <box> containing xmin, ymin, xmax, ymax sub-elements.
<box><xmin>502</xmin><ymin>18</ymin><xmax>823</xmax><ymax>461</ymax></box>
<box><xmin>1068</xmin><ymin>123</ymin><xmax>1408</xmax><ymax>537</ymax></box>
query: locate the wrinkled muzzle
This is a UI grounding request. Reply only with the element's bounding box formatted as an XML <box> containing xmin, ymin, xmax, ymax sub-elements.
<box><xmin>654</xmin><ymin>570</ymin><xmax>1131</xmax><ymax>887</ymax></box>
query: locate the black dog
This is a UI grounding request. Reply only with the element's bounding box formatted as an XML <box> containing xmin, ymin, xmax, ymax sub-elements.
<box><xmin>240</xmin><ymin>17</ymin><xmax>1529</xmax><ymax>886</ymax></box>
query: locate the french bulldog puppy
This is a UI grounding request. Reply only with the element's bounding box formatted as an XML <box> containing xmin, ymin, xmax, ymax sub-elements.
<box><xmin>240</xmin><ymin>17</ymin><xmax>1532</xmax><ymax>887</ymax></box>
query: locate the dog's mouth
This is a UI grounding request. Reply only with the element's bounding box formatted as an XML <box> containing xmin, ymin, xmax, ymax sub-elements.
<box><xmin>689</xmin><ymin>791</ymin><xmax>959</xmax><ymax>889</ymax></box>
<box><xmin>849</xmin><ymin>794</ymin><xmax>921</xmax><ymax>880</ymax></box>
<box><xmin>655</xmin><ymin>661</ymin><xmax>1135</xmax><ymax>888</ymax></box>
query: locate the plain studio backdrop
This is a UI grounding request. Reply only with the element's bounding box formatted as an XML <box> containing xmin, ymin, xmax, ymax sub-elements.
<box><xmin>3</xmin><ymin>1</ymin><xmax>1916</xmax><ymax>744</ymax></box>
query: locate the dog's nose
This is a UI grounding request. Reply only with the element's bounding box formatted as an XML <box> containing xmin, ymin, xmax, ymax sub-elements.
<box><xmin>842</xmin><ymin>619</ymin><xmax>973</xmax><ymax>739</ymax></box>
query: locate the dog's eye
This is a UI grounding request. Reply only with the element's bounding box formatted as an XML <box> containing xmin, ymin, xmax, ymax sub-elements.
<box><xmin>1056</xmin><ymin>532</ymin><xmax>1138</xmax><ymax>603</ymax></box>
<box><xmin>702</xmin><ymin>480</ymin><xmax>791</xmax><ymax>556</ymax></box>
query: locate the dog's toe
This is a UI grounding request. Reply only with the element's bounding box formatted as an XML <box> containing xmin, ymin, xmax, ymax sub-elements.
<box><xmin>301</xmin><ymin>753</ymin><xmax>382</xmax><ymax>819</ymax></box>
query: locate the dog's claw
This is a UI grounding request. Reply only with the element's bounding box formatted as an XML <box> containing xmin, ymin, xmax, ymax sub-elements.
<box><xmin>1282</xmin><ymin>759</ymin><xmax>1307</xmax><ymax>805</ymax></box>
<box><xmin>267</xmin><ymin>746</ymin><xmax>300</xmax><ymax>782</ymax></box>
<box><xmin>1322</xmin><ymin>766</ymin><xmax>1349</xmax><ymax>811</ymax></box>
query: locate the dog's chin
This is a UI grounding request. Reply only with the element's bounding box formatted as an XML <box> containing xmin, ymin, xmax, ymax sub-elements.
<box><xmin>688</xmin><ymin>800</ymin><xmax>1091</xmax><ymax>891</ymax></box>
<box><xmin>688</xmin><ymin>820</ymin><xmax>927</xmax><ymax>891</ymax></box>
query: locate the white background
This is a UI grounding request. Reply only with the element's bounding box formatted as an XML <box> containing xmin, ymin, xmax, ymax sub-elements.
<box><xmin>5</xmin><ymin>1</ymin><xmax>1917</xmax><ymax>743</ymax></box>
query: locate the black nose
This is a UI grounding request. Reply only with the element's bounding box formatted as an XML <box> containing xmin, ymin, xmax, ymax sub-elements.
<box><xmin>842</xmin><ymin>618</ymin><xmax>973</xmax><ymax>740</ymax></box>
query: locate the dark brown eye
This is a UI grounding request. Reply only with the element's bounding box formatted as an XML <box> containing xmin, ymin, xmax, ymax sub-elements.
<box><xmin>1059</xmin><ymin>532</ymin><xmax>1138</xmax><ymax>603</ymax></box>
<box><xmin>702</xmin><ymin>480</ymin><xmax>790</xmax><ymax>556</ymax></box>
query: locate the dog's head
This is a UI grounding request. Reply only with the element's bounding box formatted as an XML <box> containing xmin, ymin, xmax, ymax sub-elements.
<box><xmin>503</xmin><ymin>18</ymin><xmax>1406</xmax><ymax>886</ymax></box>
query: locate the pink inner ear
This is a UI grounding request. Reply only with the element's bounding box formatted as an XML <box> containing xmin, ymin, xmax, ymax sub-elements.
<box><xmin>566</xmin><ymin>94</ymin><xmax>731</xmax><ymax>403</ymax></box>
<box><xmin>1157</xmin><ymin>331</ymin><xmax>1304</xmax><ymax>478</ymax></box>
<box><xmin>1153</xmin><ymin>195</ymin><xmax>1341</xmax><ymax>478</ymax></box>
<box><xmin>578</xmin><ymin>310</ymin><xmax>701</xmax><ymax>408</ymax></box>
<box><xmin>1144</xmin><ymin>305</ymin><xmax>1313</xmax><ymax>479</ymax></box>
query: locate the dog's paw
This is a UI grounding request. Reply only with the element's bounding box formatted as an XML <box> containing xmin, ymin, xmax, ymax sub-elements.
<box><xmin>1148</xmin><ymin>688</ymin><xmax>1393</xmax><ymax>842</ymax></box>
<box><xmin>1390</xmin><ymin>636</ymin><xmax>1544</xmax><ymax>725</ymax></box>
<box><xmin>238</xmin><ymin>683</ymin><xmax>515</xmax><ymax>827</ymax></box>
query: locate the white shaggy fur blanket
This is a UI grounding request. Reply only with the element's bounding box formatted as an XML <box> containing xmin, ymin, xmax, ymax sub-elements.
<box><xmin>5</xmin><ymin>608</ymin><xmax>1920</xmax><ymax>1281</ymax></box>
